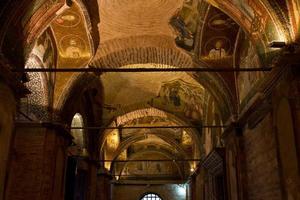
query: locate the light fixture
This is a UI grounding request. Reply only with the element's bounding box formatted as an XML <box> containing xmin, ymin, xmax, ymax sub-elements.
<box><xmin>269</xmin><ymin>41</ymin><xmax>286</xmax><ymax>48</ymax></box>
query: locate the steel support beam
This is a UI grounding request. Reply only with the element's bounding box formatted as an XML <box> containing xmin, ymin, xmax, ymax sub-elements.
<box><xmin>14</xmin><ymin>67</ymin><xmax>273</xmax><ymax>73</ymax></box>
<box><xmin>97</xmin><ymin>159</ymin><xmax>202</xmax><ymax>163</ymax></box>
<box><xmin>70</xmin><ymin>125</ymin><xmax>227</xmax><ymax>130</ymax></box>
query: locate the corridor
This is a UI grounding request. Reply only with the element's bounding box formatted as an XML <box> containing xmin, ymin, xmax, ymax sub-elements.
<box><xmin>0</xmin><ymin>0</ymin><xmax>300</xmax><ymax>200</ymax></box>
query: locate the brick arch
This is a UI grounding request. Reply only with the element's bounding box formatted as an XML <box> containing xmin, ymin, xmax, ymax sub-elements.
<box><xmin>92</xmin><ymin>36</ymin><xmax>236</xmax><ymax>117</ymax></box>
<box><xmin>92</xmin><ymin>35</ymin><xmax>196</xmax><ymax>68</ymax></box>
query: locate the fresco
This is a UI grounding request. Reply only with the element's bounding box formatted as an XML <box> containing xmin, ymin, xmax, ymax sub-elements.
<box><xmin>199</xmin><ymin>6</ymin><xmax>240</xmax><ymax>67</ymax></box>
<box><xmin>237</xmin><ymin>32</ymin><xmax>264</xmax><ymax>105</ymax></box>
<box><xmin>170</xmin><ymin>0</ymin><xmax>206</xmax><ymax>52</ymax></box>
<box><xmin>232</xmin><ymin>0</ymin><xmax>254</xmax><ymax>18</ymax></box>
<box><xmin>203</xmin><ymin>0</ymin><xmax>288</xmax><ymax>66</ymax></box>
<box><xmin>121</xmin><ymin>152</ymin><xmax>180</xmax><ymax>178</ymax></box>
<box><xmin>54</xmin><ymin>11</ymin><xmax>81</xmax><ymax>27</ymax></box>
<box><xmin>50</xmin><ymin>2</ymin><xmax>93</xmax><ymax>107</ymax></box>
<box><xmin>101</xmin><ymin>69</ymin><xmax>208</xmax><ymax>126</ymax></box>
<box><xmin>150</xmin><ymin>79</ymin><xmax>204</xmax><ymax>123</ymax></box>
<box><xmin>35</xmin><ymin>28</ymin><xmax>57</xmax><ymax>69</ymax></box>
<box><xmin>22</xmin><ymin>0</ymin><xmax>67</xmax><ymax>46</ymax></box>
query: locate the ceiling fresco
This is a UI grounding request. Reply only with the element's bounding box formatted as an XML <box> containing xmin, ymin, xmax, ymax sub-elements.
<box><xmin>235</xmin><ymin>31</ymin><xmax>265</xmax><ymax>106</ymax></box>
<box><xmin>119</xmin><ymin>151</ymin><xmax>183</xmax><ymax>180</ymax></box>
<box><xmin>100</xmin><ymin>106</ymin><xmax>203</xmax><ymax>180</ymax></box>
<box><xmin>50</xmin><ymin>1</ymin><xmax>93</xmax><ymax>107</ymax></box>
<box><xmin>101</xmin><ymin>64</ymin><xmax>209</xmax><ymax>125</ymax></box>
<box><xmin>18</xmin><ymin>0</ymin><xmax>300</xmax><ymax>183</ymax></box>
<box><xmin>205</xmin><ymin>0</ymin><xmax>287</xmax><ymax>51</ymax></box>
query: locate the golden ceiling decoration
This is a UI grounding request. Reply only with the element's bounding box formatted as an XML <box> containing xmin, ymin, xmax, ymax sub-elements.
<box><xmin>50</xmin><ymin>1</ymin><xmax>93</xmax><ymax>106</ymax></box>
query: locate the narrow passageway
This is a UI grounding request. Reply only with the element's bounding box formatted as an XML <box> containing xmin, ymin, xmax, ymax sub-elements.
<box><xmin>0</xmin><ymin>0</ymin><xmax>300</xmax><ymax>200</ymax></box>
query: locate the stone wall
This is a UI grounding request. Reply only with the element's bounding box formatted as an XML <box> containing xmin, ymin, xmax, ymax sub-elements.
<box><xmin>112</xmin><ymin>184</ymin><xmax>187</xmax><ymax>200</ymax></box>
<box><xmin>243</xmin><ymin>113</ymin><xmax>282</xmax><ymax>200</ymax></box>
<box><xmin>0</xmin><ymin>82</ymin><xmax>16</xmax><ymax>200</ymax></box>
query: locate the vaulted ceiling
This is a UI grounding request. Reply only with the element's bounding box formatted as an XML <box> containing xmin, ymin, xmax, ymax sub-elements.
<box><xmin>2</xmin><ymin>0</ymin><xmax>299</xmax><ymax>183</ymax></box>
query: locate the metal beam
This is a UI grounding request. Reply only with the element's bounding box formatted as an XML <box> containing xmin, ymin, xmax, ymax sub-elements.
<box><xmin>13</xmin><ymin>122</ymin><xmax>229</xmax><ymax>129</ymax></box>
<box><xmin>98</xmin><ymin>159</ymin><xmax>202</xmax><ymax>163</ymax></box>
<box><xmin>14</xmin><ymin>67</ymin><xmax>273</xmax><ymax>73</ymax></box>
<box><xmin>70</xmin><ymin>125</ymin><xmax>227</xmax><ymax>130</ymax></box>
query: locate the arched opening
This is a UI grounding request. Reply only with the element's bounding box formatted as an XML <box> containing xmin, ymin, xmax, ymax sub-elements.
<box><xmin>140</xmin><ymin>193</ymin><xmax>162</xmax><ymax>200</ymax></box>
<box><xmin>70</xmin><ymin>113</ymin><xmax>88</xmax><ymax>157</ymax></box>
<box><xmin>65</xmin><ymin>113</ymin><xmax>88</xmax><ymax>200</ymax></box>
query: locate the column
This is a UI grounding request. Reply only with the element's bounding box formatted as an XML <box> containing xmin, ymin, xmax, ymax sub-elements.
<box><xmin>96</xmin><ymin>168</ymin><xmax>112</xmax><ymax>200</ymax></box>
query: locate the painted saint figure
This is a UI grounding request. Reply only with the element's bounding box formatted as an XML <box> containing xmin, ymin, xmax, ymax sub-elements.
<box><xmin>209</xmin><ymin>40</ymin><xmax>226</xmax><ymax>59</ymax></box>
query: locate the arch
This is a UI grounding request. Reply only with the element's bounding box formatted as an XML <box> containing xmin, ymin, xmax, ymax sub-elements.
<box><xmin>92</xmin><ymin>35</ymin><xmax>194</xmax><ymax>68</ymax></box>
<box><xmin>70</xmin><ymin>113</ymin><xmax>86</xmax><ymax>155</ymax></box>
<box><xmin>117</xmin><ymin>149</ymin><xmax>185</xmax><ymax>180</ymax></box>
<box><xmin>110</xmin><ymin>132</ymin><xmax>190</xmax><ymax>164</ymax></box>
<box><xmin>55</xmin><ymin>72</ymin><xmax>103</xmax><ymax>123</ymax></box>
<box><xmin>99</xmin><ymin>108</ymin><xmax>202</xmax><ymax>158</ymax></box>
<box><xmin>55</xmin><ymin>72</ymin><xmax>103</xmax><ymax>158</ymax></box>
<box><xmin>74</xmin><ymin>0</ymin><xmax>99</xmax><ymax>55</ymax></box>
<box><xmin>92</xmin><ymin>38</ymin><xmax>236</xmax><ymax>118</ymax></box>
<box><xmin>205</xmin><ymin>0</ymin><xmax>289</xmax><ymax>44</ymax></box>
<box><xmin>24</xmin><ymin>55</ymin><xmax>50</xmax><ymax>118</ymax></box>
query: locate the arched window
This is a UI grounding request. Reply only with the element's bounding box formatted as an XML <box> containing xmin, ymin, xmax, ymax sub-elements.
<box><xmin>140</xmin><ymin>193</ymin><xmax>162</xmax><ymax>200</ymax></box>
<box><xmin>70</xmin><ymin>113</ymin><xmax>88</xmax><ymax>156</ymax></box>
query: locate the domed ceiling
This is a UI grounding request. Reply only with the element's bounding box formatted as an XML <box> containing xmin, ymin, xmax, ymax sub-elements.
<box><xmin>99</xmin><ymin>0</ymin><xmax>183</xmax><ymax>42</ymax></box>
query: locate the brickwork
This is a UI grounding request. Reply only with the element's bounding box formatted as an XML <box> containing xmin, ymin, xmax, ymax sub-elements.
<box><xmin>5</xmin><ymin>124</ymin><xmax>68</xmax><ymax>200</ymax></box>
<box><xmin>0</xmin><ymin>83</ymin><xmax>16</xmax><ymax>200</ymax></box>
<box><xmin>243</xmin><ymin>113</ymin><xmax>282</xmax><ymax>200</ymax></box>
